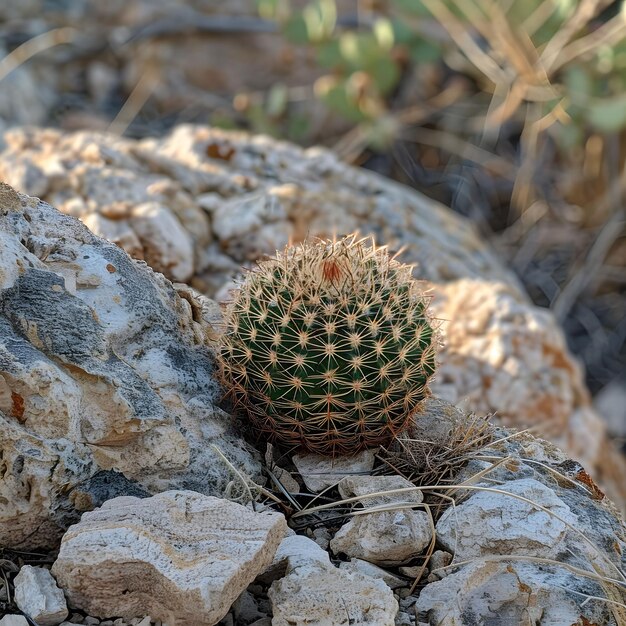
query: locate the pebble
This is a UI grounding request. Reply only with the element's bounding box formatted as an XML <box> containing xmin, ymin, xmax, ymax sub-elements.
<box><xmin>0</xmin><ymin>617</ymin><xmax>29</xmax><ymax>626</ymax></box>
<box><xmin>13</xmin><ymin>565</ymin><xmax>68</xmax><ymax>626</ymax></box>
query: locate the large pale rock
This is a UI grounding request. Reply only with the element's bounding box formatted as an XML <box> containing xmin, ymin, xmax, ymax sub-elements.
<box><xmin>1</xmin><ymin>125</ymin><xmax>622</xmax><ymax>505</ymax></box>
<box><xmin>435</xmin><ymin>478</ymin><xmax>577</xmax><ymax>561</ymax></box>
<box><xmin>51</xmin><ymin>491</ymin><xmax>286</xmax><ymax>625</ymax></box>
<box><xmin>268</xmin><ymin>535</ymin><xmax>398</xmax><ymax>626</ymax></box>
<box><xmin>13</xmin><ymin>565</ymin><xmax>68</xmax><ymax>626</ymax></box>
<box><xmin>0</xmin><ymin>183</ymin><xmax>261</xmax><ymax>549</ymax></box>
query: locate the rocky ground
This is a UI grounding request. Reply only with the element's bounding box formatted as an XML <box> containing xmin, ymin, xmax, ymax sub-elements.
<box><xmin>1</xmin><ymin>173</ymin><xmax>626</xmax><ymax>624</ymax></box>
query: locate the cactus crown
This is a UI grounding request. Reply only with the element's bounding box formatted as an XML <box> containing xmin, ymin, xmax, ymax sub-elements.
<box><xmin>217</xmin><ymin>234</ymin><xmax>437</xmax><ymax>456</ymax></box>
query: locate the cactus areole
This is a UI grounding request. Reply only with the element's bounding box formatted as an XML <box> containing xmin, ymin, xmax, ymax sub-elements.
<box><xmin>217</xmin><ymin>234</ymin><xmax>437</xmax><ymax>456</ymax></box>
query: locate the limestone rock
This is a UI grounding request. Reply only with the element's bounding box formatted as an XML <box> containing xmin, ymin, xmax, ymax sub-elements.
<box><xmin>415</xmin><ymin>561</ymin><xmax>607</xmax><ymax>626</ymax></box>
<box><xmin>330</xmin><ymin>509</ymin><xmax>432</xmax><ymax>567</ymax></box>
<box><xmin>51</xmin><ymin>491</ymin><xmax>286</xmax><ymax>625</ymax></box>
<box><xmin>0</xmin><ymin>185</ymin><xmax>261</xmax><ymax>549</ymax></box>
<box><xmin>0</xmin><ymin>125</ymin><xmax>621</xmax><ymax>505</ymax></box>
<box><xmin>13</xmin><ymin>565</ymin><xmax>68</xmax><ymax>626</ymax></box>
<box><xmin>292</xmin><ymin>450</ymin><xmax>377</xmax><ymax>493</ymax></box>
<box><xmin>268</xmin><ymin>535</ymin><xmax>398</xmax><ymax>626</ymax></box>
<box><xmin>435</xmin><ymin>478</ymin><xmax>577</xmax><ymax>561</ymax></box>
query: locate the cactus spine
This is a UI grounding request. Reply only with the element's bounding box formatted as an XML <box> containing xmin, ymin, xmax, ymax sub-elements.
<box><xmin>217</xmin><ymin>234</ymin><xmax>437</xmax><ymax>456</ymax></box>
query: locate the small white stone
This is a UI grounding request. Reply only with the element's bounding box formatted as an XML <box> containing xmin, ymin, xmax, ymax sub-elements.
<box><xmin>311</xmin><ymin>526</ymin><xmax>331</xmax><ymax>550</ymax></box>
<box><xmin>395</xmin><ymin>611</ymin><xmax>413</xmax><ymax>626</ymax></box>
<box><xmin>0</xmin><ymin>617</ymin><xmax>29</xmax><ymax>626</ymax></box>
<box><xmin>292</xmin><ymin>449</ymin><xmax>377</xmax><ymax>492</ymax></box>
<box><xmin>331</xmin><ymin>509</ymin><xmax>432</xmax><ymax>566</ymax></box>
<box><xmin>14</xmin><ymin>565</ymin><xmax>68</xmax><ymax>626</ymax></box>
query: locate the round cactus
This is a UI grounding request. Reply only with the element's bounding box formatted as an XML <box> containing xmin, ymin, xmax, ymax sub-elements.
<box><xmin>216</xmin><ymin>234</ymin><xmax>437</xmax><ymax>456</ymax></box>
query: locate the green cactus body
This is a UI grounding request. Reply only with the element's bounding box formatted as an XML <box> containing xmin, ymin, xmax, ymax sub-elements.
<box><xmin>217</xmin><ymin>234</ymin><xmax>437</xmax><ymax>456</ymax></box>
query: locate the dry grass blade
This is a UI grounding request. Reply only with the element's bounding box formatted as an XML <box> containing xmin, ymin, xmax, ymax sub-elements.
<box><xmin>108</xmin><ymin>66</ymin><xmax>159</xmax><ymax>136</ymax></box>
<box><xmin>553</xmin><ymin>209</ymin><xmax>625</xmax><ymax>321</ymax></box>
<box><xmin>420</xmin><ymin>0</ymin><xmax>507</xmax><ymax>84</ymax></box>
<box><xmin>0</xmin><ymin>27</ymin><xmax>77</xmax><ymax>83</ymax></box>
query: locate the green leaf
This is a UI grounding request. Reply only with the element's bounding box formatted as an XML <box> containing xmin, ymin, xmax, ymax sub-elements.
<box><xmin>316</xmin><ymin>78</ymin><xmax>367</xmax><ymax>122</ymax></box>
<box><xmin>587</xmin><ymin>95</ymin><xmax>626</xmax><ymax>132</ymax></box>
<box><xmin>551</xmin><ymin>120</ymin><xmax>583</xmax><ymax>151</ymax></box>
<box><xmin>563</xmin><ymin>66</ymin><xmax>592</xmax><ymax>107</ymax></box>
<box><xmin>410</xmin><ymin>38</ymin><xmax>442</xmax><ymax>63</ymax></box>
<box><xmin>317</xmin><ymin>40</ymin><xmax>344</xmax><ymax>68</ymax></box>
<box><xmin>284</xmin><ymin>14</ymin><xmax>309</xmax><ymax>43</ymax></box>
<box><xmin>391</xmin><ymin>0</ymin><xmax>431</xmax><ymax>17</ymax></box>
<box><xmin>257</xmin><ymin>0</ymin><xmax>290</xmax><ymax>21</ymax></box>
<box><xmin>368</xmin><ymin>56</ymin><xmax>401</xmax><ymax>94</ymax></box>
<box><xmin>339</xmin><ymin>32</ymin><xmax>385</xmax><ymax>68</ymax></box>
<box><xmin>391</xmin><ymin>18</ymin><xmax>416</xmax><ymax>44</ymax></box>
<box><xmin>287</xmin><ymin>113</ymin><xmax>311</xmax><ymax>141</ymax></box>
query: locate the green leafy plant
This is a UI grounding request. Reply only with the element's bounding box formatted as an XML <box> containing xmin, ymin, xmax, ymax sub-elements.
<box><xmin>217</xmin><ymin>234</ymin><xmax>437</xmax><ymax>456</ymax></box>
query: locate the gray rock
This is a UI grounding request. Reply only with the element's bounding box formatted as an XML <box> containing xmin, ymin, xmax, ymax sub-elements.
<box><xmin>414</xmin><ymin>411</ymin><xmax>626</xmax><ymax>625</ymax></box>
<box><xmin>14</xmin><ymin>565</ymin><xmax>68</xmax><ymax>626</ymax></box>
<box><xmin>0</xmin><ymin>184</ymin><xmax>261</xmax><ymax>549</ymax></box>
<box><xmin>395</xmin><ymin>611</ymin><xmax>414</xmax><ymax>626</ymax></box>
<box><xmin>232</xmin><ymin>590</ymin><xmax>265</xmax><ymax>625</ymax></box>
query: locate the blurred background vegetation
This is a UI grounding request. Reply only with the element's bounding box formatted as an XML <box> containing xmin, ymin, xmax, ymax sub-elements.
<box><xmin>0</xmin><ymin>0</ymin><xmax>624</xmax><ymax>408</ymax></box>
